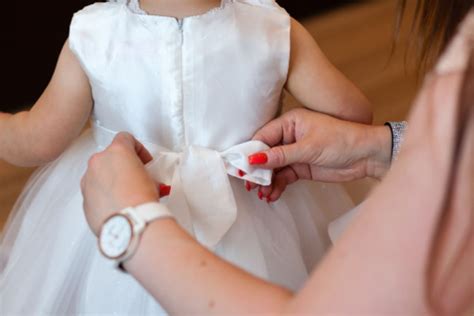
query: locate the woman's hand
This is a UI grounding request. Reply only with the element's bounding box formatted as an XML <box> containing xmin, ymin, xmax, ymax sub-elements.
<box><xmin>247</xmin><ymin>108</ymin><xmax>392</xmax><ymax>201</ymax></box>
<box><xmin>80</xmin><ymin>132</ymin><xmax>168</xmax><ymax>236</ymax></box>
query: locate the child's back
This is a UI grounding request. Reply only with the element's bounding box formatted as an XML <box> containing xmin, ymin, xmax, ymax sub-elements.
<box><xmin>0</xmin><ymin>0</ymin><xmax>358</xmax><ymax>313</ymax></box>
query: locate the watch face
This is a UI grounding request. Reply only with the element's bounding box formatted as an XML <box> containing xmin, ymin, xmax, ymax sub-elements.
<box><xmin>99</xmin><ymin>214</ymin><xmax>133</xmax><ymax>259</ymax></box>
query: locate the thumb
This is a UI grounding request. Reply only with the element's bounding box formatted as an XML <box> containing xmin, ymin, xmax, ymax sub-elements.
<box><xmin>252</xmin><ymin>115</ymin><xmax>286</xmax><ymax>147</ymax></box>
<box><xmin>249</xmin><ymin>143</ymin><xmax>304</xmax><ymax>169</ymax></box>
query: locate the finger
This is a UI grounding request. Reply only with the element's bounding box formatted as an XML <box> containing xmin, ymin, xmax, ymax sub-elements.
<box><xmin>268</xmin><ymin>166</ymin><xmax>300</xmax><ymax>201</ymax></box>
<box><xmin>244</xmin><ymin>181</ymin><xmax>252</xmax><ymax>192</ymax></box>
<box><xmin>248</xmin><ymin>142</ymin><xmax>305</xmax><ymax>169</ymax></box>
<box><xmin>259</xmin><ymin>185</ymin><xmax>273</xmax><ymax>202</ymax></box>
<box><xmin>243</xmin><ymin>180</ymin><xmax>258</xmax><ymax>192</ymax></box>
<box><xmin>133</xmin><ymin>138</ymin><xmax>153</xmax><ymax>165</ymax></box>
<box><xmin>257</xmin><ymin>186</ymin><xmax>264</xmax><ymax>200</ymax></box>
<box><xmin>252</xmin><ymin>115</ymin><xmax>287</xmax><ymax>146</ymax></box>
<box><xmin>249</xmin><ymin>182</ymin><xmax>258</xmax><ymax>190</ymax></box>
<box><xmin>112</xmin><ymin>132</ymin><xmax>154</xmax><ymax>164</ymax></box>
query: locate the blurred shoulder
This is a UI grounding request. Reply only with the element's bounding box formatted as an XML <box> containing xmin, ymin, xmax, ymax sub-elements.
<box><xmin>235</xmin><ymin>0</ymin><xmax>289</xmax><ymax>14</ymax></box>
<box><xmin>72</xmin><ymin>2</ymin><xmax>124</xmax><ymax>23</ymax></box>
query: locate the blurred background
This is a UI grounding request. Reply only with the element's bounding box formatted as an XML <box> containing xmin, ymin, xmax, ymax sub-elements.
<box><xmin>1</xmin><ymin>0</ymin><xmax>418</xmax><ymax>229</ymax></box>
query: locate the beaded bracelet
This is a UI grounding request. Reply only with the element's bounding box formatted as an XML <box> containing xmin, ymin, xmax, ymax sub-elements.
<box><xmin>384</xmin><ymin>121</ymin><xmax>408</xmax><ymax>161</ymax></box>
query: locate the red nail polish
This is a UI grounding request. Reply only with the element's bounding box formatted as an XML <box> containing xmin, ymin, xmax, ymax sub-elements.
<box><xmin>258</xmin><ymin>191</ymin><xmax>264</xmax><ymax>200</ymax></box>
<box><xmin>245</xmin><ymin>182</ymin><xmax>251</xmax><ymax>192</ymax></box>
<box><xmin>159</xmin><ymin>184</ymin><xmax>171</xmax><ymax>197</ymax></box>
<box><xmin>266</xmin><ymin>196</ymin><xmax>272</xmax><ymax>203</ymax></box>
<box><xmin>238</xmin><ymin>169</ymin><xmax>246</xmax><ymax>177</ymax></box>
<box><xmin>248</xmin><ymin>153</ymin><xmax>268</xmax><ymax>165</ymax></box>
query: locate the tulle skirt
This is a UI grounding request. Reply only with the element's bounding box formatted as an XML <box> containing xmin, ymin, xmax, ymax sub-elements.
<box><xmin>0</xmin><ymin>129</ymin><xmax>353</xmax><ymax>315</ymax></box>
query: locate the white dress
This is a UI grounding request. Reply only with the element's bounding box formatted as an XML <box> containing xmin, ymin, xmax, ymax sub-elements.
<box><xmin>0</xmin><ymin>0</ymin><xmax>353</xmax><ymax>314</ymax></box>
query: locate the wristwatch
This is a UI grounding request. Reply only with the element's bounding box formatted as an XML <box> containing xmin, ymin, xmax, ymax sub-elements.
<box><xmin>98</xmin><ymin>202</ymin><xmax>173</xmax><ymax>270</ymax></box>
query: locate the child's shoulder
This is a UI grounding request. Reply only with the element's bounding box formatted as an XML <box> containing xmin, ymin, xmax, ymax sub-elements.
<box><xmin>69</xmin><ymin>2</ymin><xmax>125</xmax><ymax>56</ymax></box>
<box><xmin>235</xmin><ymin>0</ymin><xmax>287</xmax><ymax>13</ymax></box>
<box><xmin>70</xmin><ymin>2</ymin><xmax>125</xmax><ymax>36</ymax></box>
<box><xmin>72</xmin><ymin>2</ymin><xmax>124</xmax><ymax>22</ymax></box>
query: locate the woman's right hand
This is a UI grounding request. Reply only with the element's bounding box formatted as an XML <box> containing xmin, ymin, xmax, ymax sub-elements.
<box><xmin>248</xmin><ymin>108</ymin><xmax>392</xmax><ymax>201</ymax></box>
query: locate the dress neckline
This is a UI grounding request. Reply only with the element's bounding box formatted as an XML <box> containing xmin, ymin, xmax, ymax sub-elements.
<box><xmin>126</xmin><ymin>0</ymin><xmax>229</xmax><ymax>21</ymax></box>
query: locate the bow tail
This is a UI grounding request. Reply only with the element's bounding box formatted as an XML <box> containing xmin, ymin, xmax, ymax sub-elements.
<box><xmin>166</xmin><ymin>168</ymin><xmax>196</xmax><ymax>236</ymax></box>
<box><xmin>180</xmin><ymin>148</ymin><xmax>238</xmax><ymax>250</ymax></box>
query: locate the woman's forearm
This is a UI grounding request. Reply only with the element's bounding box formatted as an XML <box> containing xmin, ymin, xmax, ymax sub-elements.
<box><xmin>124</xmin><ymin>219</ymin><xmax>293</xmax><ymax>315</ymax></box>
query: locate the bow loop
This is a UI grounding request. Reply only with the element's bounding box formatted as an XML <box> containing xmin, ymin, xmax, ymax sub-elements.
<box><xmin>221</xmin><ymin>140</ymin><xmax>272</xmax><ymax>186</ymax></box>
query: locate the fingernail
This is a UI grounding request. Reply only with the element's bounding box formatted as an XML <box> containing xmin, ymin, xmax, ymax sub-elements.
<box><xmin>238</xmin><ymin>169</ymin><xmax>246</xmax><ymax>177</ymax></box>
<box><xmin>266</xmin><ymin>196</ymin><xmax>272</xmax><ymax>203</ymax></box>
<box><xmin>248</xmin><ymin>153</ymin><xmax>268</xmax><ymax>165</ymax></box>
<box><xmin>245</xmin><ymin>181</ymin><xmax>251</xmax><ymax>192</ymax></box>
<box><xmin>258</xmin><ymin>190</ymin><xmax>264</xmax><ymax>200</ymax></box>
<box><xmin>159</xmin><ymin>184</ymin><xmax>171</xmax><ymax>197</ymax></box>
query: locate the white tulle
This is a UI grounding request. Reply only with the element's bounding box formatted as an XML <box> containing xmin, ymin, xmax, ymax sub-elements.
<box><xmin>0</xmin><ymin>0</ymin><xmax>354</xmax><ymax>314</ymax></box>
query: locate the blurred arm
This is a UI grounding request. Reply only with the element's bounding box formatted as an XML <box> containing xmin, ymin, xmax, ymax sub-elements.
<box><xmin>286</xmin><ymin>18</ymin><xmax>372</xmax><ymax>124</ymax></box>
<box><xmin>0</xmin><ymin>40</ymin><xmax>93</xmax><ymax>167</ymax></box>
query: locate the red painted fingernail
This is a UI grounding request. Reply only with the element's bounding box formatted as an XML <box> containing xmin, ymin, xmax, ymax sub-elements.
<box><xmin>248</xmin><ymin>153</ymin><xmax>268</xmax><ymax>165</ymax></box>
<box><xmin>266</xmin><ymin>196</ymin><xmax>272</xmax><ymax>203</ymax></box>
<box><xmin>245</xmin><ymin>181</ymin><xmax>251</xmax><ymax>192</ymax></box>
<box><xmin>258</xmin><ymin>190</ymin><xmax>264</xmax><ymax>200</ymax></box>
<box><xmin>238</xmin><ymin>169</ymin><xmax>246</xmax><ymax>177</ymax></box>
<box><xmin>159</xmin><ymin>184</ymin><xmax>171</xmax><ymax>197</ymax></box>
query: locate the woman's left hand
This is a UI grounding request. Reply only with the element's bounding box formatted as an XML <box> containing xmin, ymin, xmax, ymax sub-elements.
<box><xmin>247</xmin><ymin>108</ymin><xmax>391</xmax><ymax>201</ymax></box>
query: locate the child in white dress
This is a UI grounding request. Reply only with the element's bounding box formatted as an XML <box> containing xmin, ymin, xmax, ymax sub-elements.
<box><xmin>0</xmin><ymin>0</ymin><xmax>371</xmax><ymax>314</ymax></box>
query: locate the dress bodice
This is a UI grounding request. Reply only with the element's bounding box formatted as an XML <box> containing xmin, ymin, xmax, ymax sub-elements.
<box><xmin>69</xmin><ymin>0</ymin><xmax>290</xmax><ymax>151</ymax></box>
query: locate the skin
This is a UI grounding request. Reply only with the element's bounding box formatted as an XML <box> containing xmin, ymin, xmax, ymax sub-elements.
<box><xmin>248</xmin><ymin>109</ymin><xmax>392</xmax><ymax>201</ymax></box>
<box><xmin>81</xmin><ymin>31</ymin><xmax>474</xmax><ymax>314</ymax></box>
<box><xmin>0</xmin><ymin>42</ymin><xmax>92</xmax><ymax>167</ymax></box>
<box><xmin>0</xmin><ymin>0</ymin><xmax>371</xmax><ymax>168</ymax></box>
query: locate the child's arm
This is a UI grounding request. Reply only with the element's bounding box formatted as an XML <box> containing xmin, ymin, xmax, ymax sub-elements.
<box><xmin>286</xmin><ymin>19</ymin><xmax>372</xmax><ymax>124</ymax></box>
<box><xmin>0</xmin><ymin>40</ymin><xmax>93</xmax><ymax>167</ymax></box>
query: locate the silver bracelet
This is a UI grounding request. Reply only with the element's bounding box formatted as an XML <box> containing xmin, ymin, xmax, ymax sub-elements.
<box><xmin>385</xmin><ymin>121</ymin><xmax>408</xmax><ymax>161</ymax></box>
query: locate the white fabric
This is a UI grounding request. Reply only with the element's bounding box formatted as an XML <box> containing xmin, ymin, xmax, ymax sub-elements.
<box><xmin>0</xmin><ymin>1</ymin><xmax>354</xmax><ymax>314</ymax></box>
<box><xmin>94</xmin><ymin>121</ymin><xmax>273</xmax><ymax>249</ymax></box>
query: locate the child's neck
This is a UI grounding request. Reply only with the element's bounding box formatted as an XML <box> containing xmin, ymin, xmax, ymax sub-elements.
<box><xmin>138</xmin><ymin>0</ymin><xmax>223</xmax><ymax>19</ymax></box>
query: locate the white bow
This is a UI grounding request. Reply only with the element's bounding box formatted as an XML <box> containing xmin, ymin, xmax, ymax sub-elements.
<box><xmin>146</xmin><ymin>141</ymin><xmax>272</xmax><ymax>248</ymax></box>
<box><xmin>92</xmin><ymin>122</ymin><xmax>272</xmax><ymax>249</ymax></box>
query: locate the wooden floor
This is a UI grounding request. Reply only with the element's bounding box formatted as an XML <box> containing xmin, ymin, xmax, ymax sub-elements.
<box><xmin>0</xmin><ymin>0</ymin><xmax>418</xmax><ymax>230</ymax></box>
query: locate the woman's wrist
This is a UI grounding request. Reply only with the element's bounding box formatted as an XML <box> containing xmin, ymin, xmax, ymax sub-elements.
<box><xmin>364</xmin><ymin>125</ymin><xmax>393</xmax><ymax>180</ymax></box>
<box><xmin>123</xmin><ymin>218</ymin><xmax>185</xmax><ymax>273</ymax></box>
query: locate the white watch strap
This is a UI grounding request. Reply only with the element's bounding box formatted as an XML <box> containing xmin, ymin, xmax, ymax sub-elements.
<box><xmin>134</xmin><ymin>202</ymin><xmax>173</xmax><ymax>222</ymax></box>
<box><xmin>116</xmin><ymin>202</ymin><xmax>173</xmax><ymax>271</ymax></box>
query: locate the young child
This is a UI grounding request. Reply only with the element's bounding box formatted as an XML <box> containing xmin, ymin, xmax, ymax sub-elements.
<box><xmin>0</xmin><ymin>0</ymin><xmax>371</xmax><ymax>313</ymax></box>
